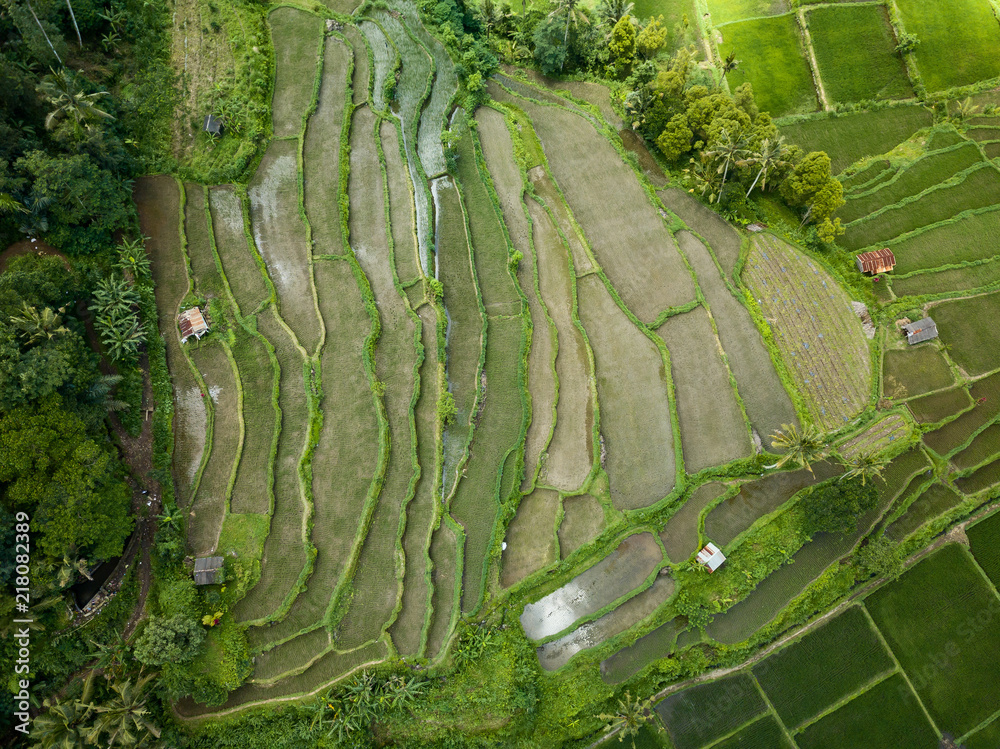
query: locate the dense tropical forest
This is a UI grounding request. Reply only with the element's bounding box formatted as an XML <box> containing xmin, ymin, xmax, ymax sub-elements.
<box><xmin>4</xmin><ymin>0</ymin><xmax>1000</xmax><ymax>746</ymax></box>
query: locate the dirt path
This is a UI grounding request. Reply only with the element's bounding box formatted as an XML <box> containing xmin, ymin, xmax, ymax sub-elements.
<box><xmin>586</xmin><ymin>499</ymin><xmax>1000</xmax><ymax>748</ymax></box>
<box><xmin>0</xmin><ymin>239</ymin><xmax>70</xmax><ymax>271</ymax></box>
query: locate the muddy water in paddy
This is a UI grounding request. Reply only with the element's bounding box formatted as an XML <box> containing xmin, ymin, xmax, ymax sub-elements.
<box><xmin>519</xmin><ymin>532</ymin><xmax>664</xmax><ymax>641</ymax></box>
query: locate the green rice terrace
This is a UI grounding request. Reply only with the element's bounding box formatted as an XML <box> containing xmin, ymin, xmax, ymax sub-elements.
<box><xmin>11</xmin><ymin>0</ymin><xmax>1000</xmax><ymax>745</ymax></box>
<box><xmin>143</xmin><ymin>0</ymin><xmax>1000</xmax><ymax>741</ymax></box>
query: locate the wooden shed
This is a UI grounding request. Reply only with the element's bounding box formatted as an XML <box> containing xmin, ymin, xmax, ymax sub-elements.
<box><xmin>193</xmin><ymin>556</ymin><xmax>225</xmax><ymax>585</ymax></box>
<box><xmin>856</xmin><ymin>248</ymin><xmax>896</xmax><ymax>274</ymax></box>
<box><xmin>902</xmin><ymin>317</ymin><xmax>938</xmax><ymax>345</ymax></box>
<box><xmin>178</xmin><ymin>306</ymin><xmax>209</xmax><ymax>343</ymax></box>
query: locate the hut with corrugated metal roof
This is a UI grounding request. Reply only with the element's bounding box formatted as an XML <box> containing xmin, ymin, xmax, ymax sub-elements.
<box><xmin>696</xmin><ymin>542</ymin><xmax>726</xmax><ymax>573</ymax></box>
<box><xmin>856</xmin><ymin>248</ymin><xmax>896</xmax><ymax>274</ymax></box>
<box><xmin>902</xmin><ymin>317</ymin><xmax>938</xmax><ymax>345</ymax></box>
<box><xmin>193</xmin><ymin>556</ymin><xmax>225</xmax><ymax>585</ymax></box>
<box><xmin>178</xmin><ymin>306</ymin><xmax>209</xmax><ymax>343</ymax></box>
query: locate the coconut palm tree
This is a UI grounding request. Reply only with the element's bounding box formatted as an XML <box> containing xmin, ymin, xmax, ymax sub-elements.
<box><xmin>548</xmin><ymin>0</ymin><xmax>590</xmax><ymax>66</ymax></box>
<box><xmin>704</xmin><ymin>127</ymin><xmax>749</xmax><ymax>193</ymax></box>
<box><xmin>682</xmin><ymin>154</ymin><xmax>722</xmax><ymax>204</ymax></box>
<box><xmin>596</xmin><ymin>0</ymin><xmax>634</xmax><ymax>29</ymax></box>
<box><xmin>840</xmin><ymin>451</ymin><xmax>887</xmax><ymax>486</ymax></box>
<box><xmin>478</xmin><ymin>0</ymin><xmax>506</xmax><ymax>40</ymax></box>
<box><xmin>744</xmin><ymin>136</ymin><xmax>791</xmax><ymax>197</ymax></box>
<box><xmin>597</xmin><ymin>690</ymin><xmax>655</xmax><ymax>748</ymax></box>
<box><xmin>22</xmin><ymin>0</ymin><xmax>63</xmax><ymax>64</ymax></box>
<box><xmin>86</xmin><ymin>373</ymin><xmax>131</xmax><ymax>412</ymax></box>
<box><xmin>9</xmin><ymin>302</ymin><xmax>69</xmax><ymax>344</ymax></box>
<box><xmin>88</xmin><ymin>673</ymin><xmax>161</xmax><ymax>747</ymax></box>
<box><xmin>32</xmin><ymin>672</ymin><xmax>97</xmax><ymax>749</ymax></box>
<box><xmin>18</xmin><ymin>194</ymin><xmax>53</xmax><ymax>237</ymax></box>
<box><xmin>0</xmin><ymin>192</ymin><xmax>28</xmax><ymax>215</ymax></box>
<box><xmin>64</xmin><ymin>0</ymin><xmax>82</xmax><ymax>47</ymax></box>
<box><xmin>37</xmin><ymin>68</ymin><xmax>114</xmax><ymax>136</ymax></box>
<box><xmin>769</xmin><ymin>423</ymin><xmax>826</xmax><ymax>473</ymax></box>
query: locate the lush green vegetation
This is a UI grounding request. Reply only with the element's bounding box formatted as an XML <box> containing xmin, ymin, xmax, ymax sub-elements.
<box><xmin>11</xmin><ymin>0</ymin><xmax>1000</xmax><ymax>745</ymax></box>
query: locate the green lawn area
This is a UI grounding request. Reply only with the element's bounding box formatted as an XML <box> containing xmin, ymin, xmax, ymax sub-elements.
<box><xmin>807</xmin><ymin>5</ymin><xmax>913</xmax><ymax>104</ymax></box>
<box><xmin>780</xmin><ymin>106</ymin><xmax>932</xmax><ymax>174</ymax></box>
<box><xmin>794</xmin><ymin>674</ymin><xmax>938</xmax><ymax>749</ymax></box>
<box><xmin>718</xmin><ymin>15</ymin><xmax>818</xmax><ymax>117</ymax></box>
<box><xmin>864</xmin><ymin>544</ymin><xmax>1000</xmax><ymax>736</ymax></box>
<box><xmin>896</xmin><ymin>0</ymin><xmax>1000</xmax><ymax>92</ymax></box>
<box><xmin>753</xmin><ymin>606</ymin><xmax>895</xmax><ymax>729</ymax></box>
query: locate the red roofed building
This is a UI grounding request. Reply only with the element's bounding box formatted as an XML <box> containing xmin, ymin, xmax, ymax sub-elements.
<box><xmin>856</xmin><ymin>248</ymin><xmax>896</xmax><ymax>274</ymax></box>
<box><xmin>178</xmin><ymin>306</ymin><xmax>210</xmax><ymax>343</ymax></box>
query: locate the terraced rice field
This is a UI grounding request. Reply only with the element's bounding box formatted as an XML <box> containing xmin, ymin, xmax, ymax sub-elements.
<box><xmin>742</xmin><ymin>235</ymin><xmax>871</xmax><ymax>429</ymax></box>
<box><xmin>657</xmin><ymin>306</ymin><xmax>753</xmax><ymax>472</ymax></box>
<box><xmin>780</xmin><ymin>107</ymin><xmax>933</xmax><ymax>174</ymax></box>
<box><xmin>143</xmin><ymin>2</ymin><xmax>1000</xmax><ymax>726</ymax></box>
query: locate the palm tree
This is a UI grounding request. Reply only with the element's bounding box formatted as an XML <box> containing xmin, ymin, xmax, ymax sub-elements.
<box><xmin>9</xmin><ymin>302</ymin><xmax>69</xmax><ymax>344</ymax></box>
<box><xmin>548</xmin><ymin>0</ymin><xmax>590</xmax><ymax>66</ymax></box>
<box><xmin>597</xmin><ymin>691</ymin><xmax>655</xmax><ymax>748</ymax></box>
<box><xmin>37</xmin><ymin>68</ymin><xmax>114</xmax><ymax>136</ymax></box>
<box><xmin>952</xmin><ymin>97</ymin><xmax>981</xmax><ymax>122</ymax></box>
<box><xmin>840</xmin><ymin>451</ymin><xmax>887</xmax><ymax>486</ymax></box>
<box><xmin>769</xmin><ymin>423</ymin><xmax>826</xmax><ymax>473</ymax></box>
<box><xmin>704</xmin><ymin>127</ymin><xmax>749</xmax><ymax>192</ymax></box>
<box><xmin>22</xmin><ymin>0</ymin><xmax>63</xmax><ymax>65</ymax></box>
<box><xmin>64</xmin><ymin>0</ymin><xmax>82</xmax><ymax>48</ymax></box>
<box><xmin>0</xmin><ymin>192</ymin><xmax>28</xmax><ymax>215</ymax></box>
<box><xmin>18</xmin><ymin>195</ymin><xmax>53</xmax><ymax>237</ymax></box>
<box><xmin>596</xmin><ymin>0</ymin><xmax>634</xmax><ymax>28</ymax></box>
<box><xmin>88</xmin><ymin>673</ymin><xmax>161</xmax><ymax>747</ymax></box>
<box><xmin>744</xmin><ymin>136</ymin><xmax>791</xmax><ymax>197</ymax></box>
<box><xmin>478</xmin><ymin>0</ymin><xmax>506</xmax><ymax>40</ymax></box>
<box><xmin>32</xmin><ymin>672</ymin><xmax>97</xmax><ymax>749</ymax></box>
<box><xmin>720</xmin><ymin>50</ymin><xmax>739</xmax><ymax>79</ymax></box>
<box><xmin>86</xmin><ymin>373</ymin><xmax>131</xmax><ymax>412</ymax></box>
<box><xmin>682</xmin><ymin>155</ymin><xmax>722</xmax><ymax>204</ymax></box>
